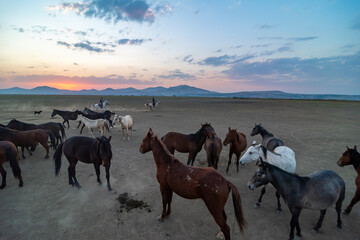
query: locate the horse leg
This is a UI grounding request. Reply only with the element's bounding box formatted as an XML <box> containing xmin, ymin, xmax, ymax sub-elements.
<box><xmin>40</xmin><ymin>142</ymin><xmax>49</xmax><ymax>159</ymax></box>
<box><xmin>255</xmin><ymin>185</ymin><xmax>267</xmax><ymax>208</ymax></box>
<box><xmin>276</xmin><ymin>191</ymin><xmax>282</xmax><ymax>213</ymax></box>
<box><xmin>67</xmin><ymin>166</ymin><xmax>74</xmax><ymax>186</ymax></box>
<box><xmin>94</xmin><ymin>163</ymin><xmax>102</xmax><ymax>186</ymax></box>
<box><xmin>313</xmin><ymin>209</ymin><xmax>326</xmax><ymax>232</ymax></box>
<box><xmin>203</xmin><ymin>198</ymin><xmax>230</xmax><ymax>240</ymax></box>
<box><xmin>21</xmin><ymin>147</ymin><xmax>26</xmax><ymax>159</ymax></box>
<box><xmin>0</xmin><ymin>166</ymin><xmax>6</xmax><ymax>189</ymax></box>
<box><xmin>71</xmin><ymin>165</ymin><xmax>81</xmax><ymax>189</ymax></box>
<box><xmin>344</xmin><ymin>187</ymin><xmax>360</xmax><ymax>215</ymax></box>
<box><xmin>76</xmin><ymin>121</ymin><xmax>82</xmax><ymax>129</ymax></box>
<box><xmin>289</xmin><ymin>207</ymin><xmax>302</xmax><ymax>240</ymax></box>
<box><xmin>226</xmin><ymin>152</ymin><xmax>232</xmax><ymax>173</ymax></box>
<box><xmin>105</xmin><ymin>165</ymin><xmax>112</xmax><ymax>191</ymax></box>
<box><xmin>157</xmin><ymin>184</ymin><xmax>172</xmax><ymax>221</ymax></box>
<box><xmin>187</xmin><ymin>152</ymin><xmax>197</xmax><ymax>166</ymax></box>
<box><xmin>80</xmin><ymin>124</ymin><xmax>85</xmax><ymax>134</ymax></box>
<box><xmin>26</xmin><ymin>147</ymin><xmax>32</xmax><ymax>156</ymax></box>
<box><xmin>235</xmin><ymin>153</ymin><xmax>240</xmax><ymax>173</ymax></box>
<box><xmin>126</xmin><ymin>128</ymin><xmax>130</xmax><ymax>141</ymax></box>
<box><xmin>122</xmin><ymin>128</ymin><xmax>125</xmax><ymax>140</ymax></box>
<box><xmin>62</xmin><ymin>120</ymin><xmax>66</xmax><ymax>128</ymax></box>
<box><xmin>67</xmin><ymin>120</ymin><xmax>70</xmax><ymax>129</ymax></box>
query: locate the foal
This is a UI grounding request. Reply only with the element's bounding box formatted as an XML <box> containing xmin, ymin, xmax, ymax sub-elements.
<box><xmin>337</xmin><ymin>145</ymin><xmax>360</xmax><ymax>214</ymax></box>
<box><xmin>223</xmin><ymin>127</ymin><xmax>247</xmax><ymax>173</ymax></box>
<box><xmin>140</xmin><ymin>129</ymin><xmax>246</xmax><ymax>240</ymax></box>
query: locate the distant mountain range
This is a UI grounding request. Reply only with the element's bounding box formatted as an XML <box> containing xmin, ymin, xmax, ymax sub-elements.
<box><xmin>0</xmin><ymin>85</ymin><xmax>359</xmax><ymax>101</ymax></box>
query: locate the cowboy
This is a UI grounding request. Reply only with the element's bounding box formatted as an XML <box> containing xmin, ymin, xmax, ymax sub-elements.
<box><xmin>99</xmin><ymin>97</ymin><xmax>104</xmax><ymax>108</ymax></box>
<box><xmin>152</xmin><ymin>97</ymin><xmax>156</xmax><ymax>107</ymax></box>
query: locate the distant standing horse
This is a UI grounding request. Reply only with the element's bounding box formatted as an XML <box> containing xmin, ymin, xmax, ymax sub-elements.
<box><xmin>75</xmin><ymin>115</ymin><xmax>110</xmax><ymax>137</ymax></box>
<box><xmin>51</xmin><ymin>109</ymin><xmax>79</xmax><ymax>129</ymax></box>
<box><xmin>204</xmin><ymin>130</ymin><xmax>222</xmax><ymax>169</ymax></box>
<box><xmin>93</xmin><ymin>100</ymin><xmax>109</xmax><ymax>111</ymax></box>
<box><xmin>161</xmin><ymin>123</ymin><xmax>215</xmax><ymax>165</ymax></box>
<box><xmin>337</xmin><ymin>145</ymin><xmax>360</xmax><ymax>214</ymax></box>
<box><xmin>139</xmin><ymin>129</ymin><xmax>246</xmax><ymax>240</ymax></box>
<box><xmin>113</xmin><ymin>114</ymin><xmax>133</xmax><ymax>140</ymax></box>
<box><xmin>240</xmin><ymin>143</ymin><xmax>296</xmax><ymax>211</ymax></box>
<box><xmin>248</xmin><ymin>160</ymin><xmax>345</xmax><ymax>240</ymax></box>
<box><xmin>223</xmin><ymin>127</ymin><xmax>247</xmax><ymax>173</ymax></box>
<box><xmin>54</xmin><ymin>136</ymin><xmax>113</xmax><ymax>191</ymax></box>
<box><xmin>0</xmin><ymin>141</ymin><xmax>23</xmax><ymax>189</ymax></box>
<box><xmin>250</xmin><ymin>123</ymin><xmax>284</xmax><ymax>150</ymax></box>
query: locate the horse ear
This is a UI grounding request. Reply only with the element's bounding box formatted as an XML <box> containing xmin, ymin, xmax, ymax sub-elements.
<box><xmin>228</xmin><ymin>127</ymin><xmax>231</xmax><ymax>131</ymax></box>
<box><xmin>347</xmin><ymin>146</ymin><xmax>350</xmax><ymax>150</ymax></box>
<box><xmin>354</xmin><ymin>145</ymin><xmax>357</xmax><ymax>150</ymax></box>
<box><xmin>149</xmin><ymin>128</ymin><xmax>153</xmax><ymax>135</ymax></box>
<box><xmin>108</xmin><ymin>136</ymin><xmax>112</xmax><ymax>142</ymax></box>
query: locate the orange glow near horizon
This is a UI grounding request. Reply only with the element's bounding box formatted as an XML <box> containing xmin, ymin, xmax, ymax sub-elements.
<box><xmin>48</xmin><ymin>82</ymin><xmax>85</xmax><ymax>91</ymax></box>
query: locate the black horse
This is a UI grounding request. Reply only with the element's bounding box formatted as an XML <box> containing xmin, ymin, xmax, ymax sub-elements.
<box><xmin>51</xmin><ymin>109</ymin><xmax>79</xmax><ymax>129</ymax></box>
<box><xmin>7</xmin><ymin>119</ymin><xmax>66</xmax><ymax>147</ymax></box>
<box><xmin>248</xmin><ymin>159</ymin><xmax>345</xmax><ymax>240</ymax></box>
<box><xmin>77</xmin><ymin>107</ymin><xmax>114</xmax><ymax>127</ymax></box>
<box><xmin>250</xmin><ymin>123</ymin><xmax>284</xmax><ymax>151</ymax></box>
<box><xmin>34</xmin><ymin>110</ymin><xmax>42</xmax><ymax>115</ymax></box>
<box><xmin>54</xmin><ymin>136</ymin><xmax>113</xmax><ymax>191</ymax></box>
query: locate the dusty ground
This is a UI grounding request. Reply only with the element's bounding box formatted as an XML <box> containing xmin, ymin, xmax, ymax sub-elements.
<box><xmin>0</xmin><ymin>95</ymin><xmax>359</xmax><ymax>240</ymax></box>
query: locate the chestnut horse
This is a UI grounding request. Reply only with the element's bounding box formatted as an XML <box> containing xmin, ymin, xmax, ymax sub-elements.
<box><xmin>223</xmin><ymin>127</ymin><xmax>247</xmax><ymax>173</ymax></box>
<box><xmin>161</xmin><ymin>123</ymin><xmax>215</xmax><ymax>165</ymax></box>
<box><xmin>54</xmin><ymin>136</ymin><xmax>113</xmax><ymax>191</ymax></box>
<box><xmin>0</xmin><ymin>141</ymin><xmax>23</xmax><ymax>189</ymax></box>
<box><xmin>140</xmin><ymin>129</ymin><xmax>246</xmax><ymax>240</ymax></box>
<box><xmin>204</xmin><ymin>132</ymin><xmax>222</xmax><ymax>169</ymax></box>
<box><xmin>0</xmin><ymin>127</ymin><xmax>55</xmax><ymax>159</ymax></box>
<box><xmin>337</xmin><ymin>145</ymin><xmax>360</xmax><ymax>214</ymax></box>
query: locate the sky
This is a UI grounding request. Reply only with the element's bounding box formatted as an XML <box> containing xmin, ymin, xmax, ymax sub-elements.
<box><xmin>0</xmin><ymin>0</ymin><xmax>359</xmax><ymax>94</ymax></box>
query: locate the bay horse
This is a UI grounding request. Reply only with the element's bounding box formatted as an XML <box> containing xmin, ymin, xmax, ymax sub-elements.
<box><xmin>240</xmin><ymin>143</ymin><xmax>296</xmax><ymax>211</ymax></box>
<box><xmin>75</xmin><ymin>115</ymin><xmax>110</xmax><ymax>137</ymax></box>
<box><xmin>54</xmin><ymin>136</ymin><xmax>113</xmax><ymax>191</ymax></box>
<box><xmin>204</xmin><ymin>132</ymin><xmax>222</xmax><ymax>169</ymax></box>
<box><xmin>248</xmin><ymin>159</ymin><xmax>345</xmax><ymax>240</ymax></box>
<box><xmin>161</xmin><ymin>123</ymin><xmax>215</xmax><ymax>165</ymax></box>
<box><xmin>7</xmin><ymin>119</ymin><xmax>66</xmax><ymax>147</ymax></box>
<box><xmin>51</xmin><ymin>109</ymin><xmax>79</xmax><ymax>129</ymax></box>
<box><xmin>250</xmin><ymin>123</ymin><xmax>284</xmax><ymax>151</ymax></box>
<box><xmin>223</xmin><ymin>127</ymin><xmax>247</xmax><ymax>173</ymax></box>
<box><xmin>0</xmin><ymin>127</ymin><xmax>56</xmax><ymax>159</ymax></box>
<box><xmin>337</xmin><ymin>145</ymin><xmax>360</xmax><ymax>214</ymax></box>
<box><xmin>139</xmin><ymin>129</ymin><xmax>246</xmax><ymax>240</ymax></box>
<box><xmin>0</xmin><ymin>141</ymin><xmax>23</xmax><ymax>189</ymax></box>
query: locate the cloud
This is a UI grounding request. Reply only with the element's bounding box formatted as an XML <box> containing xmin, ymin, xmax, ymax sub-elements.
<box><xmin>48</xmin><ymin>0</ymin><xmax>168</xmax><ymax>23</ymax></box>
<box><xmin>75</xmin><ymin>31</ymin><xmax>88</xmax><ymax>36</ymax></box>
<box><xmin>289</xmin><ymin>36</ymin><xmax>318</xmax><ymax>41</ymax></box>
<box><xmin>116</xmin><ymin>38</ymin><xmax>151</xmax><ymax>45</ymax></box>
<box><xmin>197</xmin><ymin>54</ymin><xmax>255</xmax><ymax>66</ymax></box>
<box><xmin>57</xmin><ymin>40</ymin><xmax>114</xmax><ymax>53</ymax></box>
<box><xmin>222</xmin><ymin>52</ymin><xmax>360</xmax><ymax>93</ymax></box>
<box><xmin>341</xmin><ymin>44</ymin><xmax>356</xmax><ymax>49</ymax></box>
<box><xmin>157</xmin><ymin>69</ymin><xmax>196</xmax><ymax>81</ymax></box>
<box><xmin>57</xmin><ymin>41</ymin><xmax>71</xmax><ymax>47</ymax></box>
<box><xmin>183</xmin><ymin>55</ymin><xmax>193</xmax><ymax>63</ymax></box>
<box><xmin>258</xmin><ymin>24</ymin><xmax>276</xmax><ymax>29</ymax></box>
<box><xmin>13</xmin><ymin>27</ymin><xmax>24</xmax><ymax>33</ymax></box>
<box><xmin>251</xmin><ymin>44</ymin><xmax>270</xmax><ymax>48</ymax></box>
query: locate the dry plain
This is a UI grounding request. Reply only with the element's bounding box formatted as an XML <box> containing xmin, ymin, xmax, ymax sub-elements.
<box><xmin>0</xmin><ymin>95</ymin><xmax>359</xmax><ymax>240</ymax></box>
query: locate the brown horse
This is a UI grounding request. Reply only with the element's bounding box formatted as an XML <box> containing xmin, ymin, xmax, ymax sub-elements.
<box><xmin>223</xmin><ymin>127</ymin><xmax>247</xmax><ymax>173</ymax></box>
<box><xmin>161</xmin><ymin>123</ymin><xmax>215</xmax><ymax>165</ymax></box>
<box><xmin>0</xmin><ymin>127</ymin><xmax>55</xmax><ymax>159</ymax></box>
<box><xmin>204</xmin><ymin>132</ymin><xmax>222</xmax><ymax>169</ymax></box>
<box><xmin>0</xmin><ymin>141</ymin><xmax>23</xmax><ymax>189</ymax></box>
<box><xmin>139</xmin><ymin>129</ymin><xmax>246</xmax><ymax>240</ymax></box>
<box><xmin>337</xmin><ymin>145</ymin><xmax>360</xmax><ymax>214</ymax></box>
<box><xmin>54</xmin><ymin>136</ymin><xmax>113</xmax><ymax>191</ymax></box>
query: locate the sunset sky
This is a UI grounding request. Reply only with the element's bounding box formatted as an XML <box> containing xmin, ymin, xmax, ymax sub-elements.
<box><xmin>0</xmin><ymin>0</ymin><xmax>359</xmax><ymax>94</ymax></box>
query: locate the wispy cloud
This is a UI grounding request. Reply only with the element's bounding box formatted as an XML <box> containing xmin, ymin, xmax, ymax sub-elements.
<box><xmin>258</xmin><ymin>24</ymin><xmax>276</xmax><ymax>29</ymax></box>
<box><xmin>157</xmin><ymin>69</ymin><xmax>196</xmax><ymax>81</ymax></box>
<box><xmin>57</xmin><ymin>40</ymin><xmax>114</xmax><ymax>53</ymax></box>
<box><xmin>117</xmin><ymin>38</ymin><xmax>151</xmax><ymax>45</ymax></box>
<box><xmin>197</xmin><ymin>54</ymin><xmax>255</xmax><ymax>66</ymax></box>
<box><xmin>183</xmin><ymin>55</ymin><xmax>194</xmax><ymax>63</ymax></box>
<box><xmin>12</xmin><ymin>27</ymin><xmax>24</xmax><ymax>33</ymax></box>
<box><xmin>289</xmin><ymin>36</ymin><xmax>318</xmax><ymax>41</ymax></box>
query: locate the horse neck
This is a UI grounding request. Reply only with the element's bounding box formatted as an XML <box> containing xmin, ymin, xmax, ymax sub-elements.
<box><xmin>151</xmin><ymin>137</ymin><xmax>172</xmax><ymax>168</ymax></box>
<box><xmin>259</xmin><ymin>127</ymin><xmax>273</xmax><ymax>138</ymax></box>
<box><xmin>192</xmin><ymin>128</ymin><xmax>206</xmax><ymax>145</ymax></box>
<box><xmin>351</xmin><ymin>151</ymin><xmax>360</xmax><ymax>173</ymax></box>
<box><xmin>268</xmin><ymin>165</ymin><xmax>301</xmax><ymax>200</ymax></box>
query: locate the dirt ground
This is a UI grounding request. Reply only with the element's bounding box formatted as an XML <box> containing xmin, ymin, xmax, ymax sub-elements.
<box><xmin>0</xmin><ymin>95</ymin><xmax>359</xmax><ymax>240</ymax></box>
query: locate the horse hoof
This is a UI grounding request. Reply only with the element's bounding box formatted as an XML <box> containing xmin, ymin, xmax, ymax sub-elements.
<box><xmin>254</xmin><ymin>203</ymin><xmax>260</xmax><ymax>209</ymax></box>
<box><xmin>295</xmin><ymin>236</ymin><xmax>302</xmax><ymax>240</ymax></box>
<box><xmin>0</xmin><ymin>185</ymin><xmax>5</xmax><ymax>189</ymax></box>
<box><xmin>156</xmin><ymin>216</ymin><xmax>164</xmax><ymax>222</ymax></box>
<box><xmin>19</xmin><ymin>183</ymin><xmax>23</xmax><ymax>187</ymax></box>
<box><xmin>109</xmin><ymin>189</ymin><xmax>117</xmax><ymax>194</ymax></box>
<box><xmin>337</xmin><ymin>227</ymin><xmax>343</xmax><ymax>232</ymax></box>
<box><xmin>216</xmin><ymin>231</ymin><xmax>225</xmax><ymax>240</ymax></box>
<box><xmin>311</xmin><ymin>229</ymin><xmax>319</xmax><ymax>234</ymax></box>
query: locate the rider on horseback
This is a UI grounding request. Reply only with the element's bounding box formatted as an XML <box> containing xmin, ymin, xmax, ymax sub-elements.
<box><xmin>152</xmin><ymin>97</ymin><xmax>156</xmax><ymax>107</ymax></box>
<box><xmin>99</xmin><ymin>97</ymin><xmax>103</xmax><ymax>108</ymax></box>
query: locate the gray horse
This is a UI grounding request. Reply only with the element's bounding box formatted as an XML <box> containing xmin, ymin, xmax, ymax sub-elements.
<box><xmin>250</xmin><ymin>123</ymin><xmax>284</xmax><ymax>151</ymax></box>
<box><xmin>248</xmin><ymin>159</ymin><xmax>345</xmax><ymax>240</ymax></box>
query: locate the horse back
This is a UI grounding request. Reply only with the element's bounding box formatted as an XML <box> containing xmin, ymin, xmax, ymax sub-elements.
<box><xmin>162</xmin><ymin>132</ymin><xmax>192</xmax><ymax>153</ymax></box>
<box><xmin>63</xmin><ymin>137</ymin><xmax>96</xmax><ymax>164</ymax></box>
<box><xmin>263</xmin><ymin>136</ymin><xmax>284</xmax><ymax>151</ymax></box>
<box><xmin>237</xmin><ymin>132</ymin><xmax>247</xmax><ymax>150</ymax></box>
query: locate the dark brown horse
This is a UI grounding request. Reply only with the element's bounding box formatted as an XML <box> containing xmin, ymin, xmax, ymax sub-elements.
<box><xmin>51</xmin><ymin>109</ymin><xmax>79</xmax><ymax>128</ymax></box>
<box><xmin>54</xmin><ymin>136</ymin><xmax>113</xmax><ymax>191</ymax></box>
<box><xmin>337</xmin><ymin>145</ymin><xmax>360</xmax><ymax>214</ymax></box>
<box><xmin>7</xmin><ymin>119</ymin><xmax>66</xmax><ymax>147</ymax></box>
<box><xmin>0</xmin><ymin>127</ymin><xmax>55</xmax><ymax>159</ymax></box>
<box><xmin>204</xmin><ymin>131</ymin><xmax>222</xmax><ymax>169</ymax></box>
<box><xmin>161</xmin><ymin>123</ymin><xmax>215</xmax><ymax>165</ymax></box>
<box><xmin>0</xmin><ymin>141</ymin><xmax>23</xmax><ymax>189</ymax></box>
<box><xmin>139</xmin><ymin>129</ymin><xmax>246</xmax><ymax>240</ymax></box>
<box><xmin>223</xmin><ymin>127</ymin><xmax>247</xmax><ymax>173</ymax></box>
<box><xmin>250</xmin><ymin>123</ymin><xmax>284</xmax><ymax>151</ymax></box>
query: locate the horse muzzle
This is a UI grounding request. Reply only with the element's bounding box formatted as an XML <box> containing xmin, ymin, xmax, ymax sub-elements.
<box><xmin>336</xmin><ymin>161</ymin><xmax>343</xmax><ymax>167</ymax></box>
<box><xmin>247</xmin><ymin>183</ymin><xmax>255</xmax><ymax>190</ymax></box>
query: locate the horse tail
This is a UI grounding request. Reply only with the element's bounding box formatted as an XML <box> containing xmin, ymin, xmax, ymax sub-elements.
<box><xmin>6</xmin><ymin>146</ymin><xmax>21</xmax><ymax>179</ymax></box>
<box><xmin>54</xmin><ymin>142</ymin><xmax>63</xmax><ymax>176</ymax></box>
<box><xmin>58</xmin><ymin>123</ymin><xmax>66</xmax><ymax>140</ymax></box>
<box><xmin>47</xmin><ymin>130</ymin><xmax>56</xmax><ymax>150</ymax></box>
<box><xmin>227</xmin><ymin>181</ymin><xmax>246</xmax><ymax>234</ymax></box>
<box><xmin>210</xmin><ymin>142</ymin><xmax>216</xmax><ymax>167</ymax></box>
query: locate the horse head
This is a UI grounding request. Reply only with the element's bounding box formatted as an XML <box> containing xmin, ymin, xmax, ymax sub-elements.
<box><xmin>247</xmin><ymin>158</ymin><xmax>270</xmax><ymax>190</ymax></box>
<box><xmin>223</xmin><ymin>127</ymin><xmax>237</xmax><ymax>146</ymax></box>
<box><xmin>337</xmin><ymin>145</ymin><xmax>358</xmax><ymax>167</ymax></box>
<box><xmin>250</xmin><ymin>123</ymin><xmax>262</xmax><ymax>136</ymax></box>
<box><xmin>139</xmin><ymin>128</ymin><xmax>154</xmax><ymax>154</ymax></box>
<box><xmin>97</xmin><ymin>136</ymin><xmax>112</xmax><ymax>166</ymax></box>
<box><xmin>239</xmin><ymin>144</ymin><xmax>261</xmax><ymax>166</ymax></box>
<box><xmin>201</xmin><ymin>123</ymin><xmax>215</xmax><ymax>139</ymax></box>
<box><xmin>51</xmin><ymin>109</ymin><xmax>57</xmax><ymax>117</ymax></box>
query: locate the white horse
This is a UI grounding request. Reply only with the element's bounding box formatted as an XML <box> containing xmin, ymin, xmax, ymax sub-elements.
<box><xmin>75</xmin><ymin>115</ymin><xmax>110</xmax><ymax>137</ymax></box>
<box><xmin>144</xmin><ymin>100</ymin><xmax>160</xmax><ymax>111</ymax></box>
<box><xmin>113</xmin><ymin>114</ymin><xmax>133</xmax><ymax>140</ymax></box>
<box><xmin>93</xmin><ymin>100</ymin><xmax>109</xmax><ymax>111</ymax></box>
<box><xmin>240</xmin><ymin>143</ymin><xmax>296</xmax><ymax>211</ymax></box>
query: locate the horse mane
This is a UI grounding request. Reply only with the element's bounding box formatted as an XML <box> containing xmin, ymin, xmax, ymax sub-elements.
<box><xmin>257</xmin><ymin>125</ymin><xmax>273</xmax><ymax>137</ymax></box>
<box><xmin>152</xmin><ymin>135</ymin><xmax>175</xmax><ymax>162</ymax></box>
<box><xmin>351</xmin><ymin>149</ymin><xmax>360</xmax><ymax>169</ymax></box>
<box><xmin>96</xmin><ymin>136</ymin><xmax>112</xmax><ymax>160</ymax></box>
<box><xmin>263</xmin><ymin>161</ymin><xmax>306</xmax><ymax>182</ymax></box>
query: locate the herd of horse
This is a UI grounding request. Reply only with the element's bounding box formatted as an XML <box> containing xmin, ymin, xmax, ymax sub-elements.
<box><xmin>0</xmin><ymin>103</ymin><xmax>359</xmax><ymax>240</ymax></box>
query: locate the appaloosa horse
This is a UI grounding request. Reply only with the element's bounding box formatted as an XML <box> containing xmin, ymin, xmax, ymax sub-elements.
<box><xmin>337</xmin><ymin>145</ymin><xmax>360</xmax><ymax>214</ymax></box>
<box><xmin>161</xmin><ymin>123</ymin><xmax>215</xmax><ymax>165</ymax></box>
<box><xmin>223</xmin><ymin>127</ymin><xmax>247</xmax><ymax>173</ymax></box>
<box><xmin>0</xmin><ymin>141</ymin><xmax>23</xmax><ymax>189</ymax></box>
<box><xmin>140</xmin><ymin>129</ymin><xmax>246</xmax><ymax>240</ymax></box>
<box><xmin>250</xmin><ymin>123</ymin><xmax>284</xmax><ymax>151</ymax></box>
